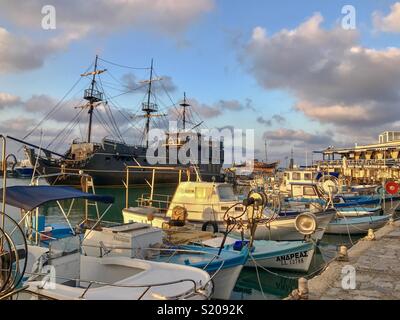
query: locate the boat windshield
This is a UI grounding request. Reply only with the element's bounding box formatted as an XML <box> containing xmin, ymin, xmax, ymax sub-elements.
<box><xmin>217</xmin><ymin>185</ymin><xmax>237</xmax><ymax>201</ymax></box>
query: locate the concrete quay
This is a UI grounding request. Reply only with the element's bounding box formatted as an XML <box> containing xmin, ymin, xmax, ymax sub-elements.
<box><xmin>306</xmin><ymin>220</ymin><xmax>400</xmax><ymax>300</ymax></box>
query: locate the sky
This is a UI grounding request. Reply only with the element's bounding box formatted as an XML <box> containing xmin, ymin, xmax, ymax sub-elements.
<box><xmin>1</xmin><ymin>0</ymin><xmax>400</xmax><ymax>165</ymax></box>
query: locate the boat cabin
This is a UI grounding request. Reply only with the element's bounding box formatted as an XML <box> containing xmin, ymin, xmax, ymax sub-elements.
<box><xmin>280</xmin><ymin>169</ymin><xmax>317</xmax><ymax>193</ymax></box>
<box><xmin>165</xmin><ymin>182</ymin><xmax>241</xmax><ymax>221</ymax></box>
<box><xmin>290</xmin><ymin>182</ymin><xmax>322</xmax><ymax>199</ymax></box>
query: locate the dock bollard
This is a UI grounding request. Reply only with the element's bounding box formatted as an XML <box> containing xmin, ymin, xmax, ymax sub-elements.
<box><xmin>298</xmin><ymin>277</ymin><xmax>309</xmax><ymax>299</ymax></box>
<box><xmin>365</xmin><ymin>229</ymin><xmax>376</xmax><ymax>241</ymax></box>
<box><xmin>285</xmin><ymin>277</ymin><xmax>309</xmax><ymax>300</ymax></box>
<box><xmin>337</xmin><ymin>245</ymin><xmax>349</xmax><ymax>262</ymax></box>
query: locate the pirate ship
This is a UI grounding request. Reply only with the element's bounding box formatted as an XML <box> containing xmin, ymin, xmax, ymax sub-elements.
<box><xmin>9</xmin><ymin>56</ymin><xmax>224</xmax><ymax>186</ymax></box>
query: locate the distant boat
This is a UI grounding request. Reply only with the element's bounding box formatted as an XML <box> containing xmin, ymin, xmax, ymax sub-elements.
<box><xmin>226</xmin><ymin>160</ymin><xmax>279</xmax><ymax>183</ymax></box>
<box><xmin>13</xmin><ymin>159</ymin><xmax>34</xmax><ymax>179</ymax></box>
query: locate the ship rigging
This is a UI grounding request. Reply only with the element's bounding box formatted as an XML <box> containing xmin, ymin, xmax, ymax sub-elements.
<box><xmin>7</xmin><ymin>55</ymin><xmax>224</xmax><ymax>186</ymax></box>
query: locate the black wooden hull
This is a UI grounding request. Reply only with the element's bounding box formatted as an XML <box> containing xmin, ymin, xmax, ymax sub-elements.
<box><xmin>27</xmin><ymin>150</ymin><xmax>223</xmax><ymax>186</ymax></box>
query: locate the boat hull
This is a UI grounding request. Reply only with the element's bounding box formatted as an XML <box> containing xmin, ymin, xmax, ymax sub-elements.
<box><xmin>245</xmin><ymin>241</ymin><xmax>315</xmax><ymax>272</ymax></box>
<box><xmin>325</xmin><ymin>215</ymin><xmax>390</xmax><ymax>235</ymax></box>
<box><xmin>14</xmin><ymin>167</ymin><xmax>34</xmax><ymax>179</ymax></box>
<box><xmin>25</xmin><ymin>246</ymin><xmax>213</xmax><ymax>300</ymax></box>
<box><xmin>26</xmin><ymin>147</ymin><xmax>223</xmax><ymax>186</ymax></box>
<box><xmin>245</xmin><ymin>210</ymin><xmax>335</xmax><ymax>241</ymax></box>
<box><xmin>336</xmin><ymin>206</ymin><xmax>382</xmax><ymax>218</ymax></box>
<box><xmin>123</xmin><ymin>208</ymin><xmax>335</xmax><ymax>242</ymax></box>
<box><xmin>210</xmin><ymin>265</ymin><xmax>244</xmax><ymax>300</ymax></box>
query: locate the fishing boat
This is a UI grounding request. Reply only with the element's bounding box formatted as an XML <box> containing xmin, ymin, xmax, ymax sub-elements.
<box><xmin>26</xmin><ymin>246</ymin><xmax>212</xmax><ymax>300</ymax></box>
<box><xmin>82</xmin><ymin>222</ymin><xmax>248</xmax><ymax>300</ymax></box>
<box><xmin>257</xmin><ymin>209</ymin><xmax>335</xmax><ymax>241</ymax></box>
<box><xmin>335</xmin><ymin>205</ymin><xmax>382</xmax><ymax>217</ymax></box>
<box><xmin>325</xmin><ymin>215</ymin><xmax>391</xmax><ymax>235</ymax></box>
<box><xmin>285</xmin><ymin>177</ymin><xmax>400</xmax><ymax>211</ymax></box>
<box><xmin>0</xmin><ymin>177</ymin><xmax>213</xmax><ymax>300</ymax></box>
<box><xmin>8</xmin><ymin>55</ymin><xmax>224</xmax><ymax>187</ymax></box>
<box><xmin>159</xmin><ymin>218</ymin><xmax>317</xmax><ymax>273</ymax></box>
<box><xmin>122</xmin><ymin>166</ymin><xmax>334</xmax><ymax>241</ymax></box>
<box><xmin>200</xmin><ymin>237</ymin><xmax>316</xmax><ymax>273</ymax></box>
<box><xmin>13</xmin><ymin>159</ymin><xmax>34</xmax><ymax>179</ymax></box>
<box><xmin>285</xmin><ymin>181</ymin><xmax>389</xmax><ymax>217</ymax></box>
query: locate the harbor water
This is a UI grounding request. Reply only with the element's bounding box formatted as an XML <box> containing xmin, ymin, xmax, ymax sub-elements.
<box><xmin>5</xmin><ymin>178</ymin><xmax>363</xmax><ymax>300</ymax></box>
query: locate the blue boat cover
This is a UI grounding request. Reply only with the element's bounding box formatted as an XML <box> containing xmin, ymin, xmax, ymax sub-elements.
<box><xmin>0</xmin><ymin>185</ymin><xmax>114</xmax><ymax>211</ymax></box>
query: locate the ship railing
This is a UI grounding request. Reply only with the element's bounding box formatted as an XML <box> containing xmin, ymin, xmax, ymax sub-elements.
<box><xmin>82</xmin><ymin>243</ymin><xmax>225</xmax><ymax>280</ymax></box>
<box><xmin>315</xmin><ymin>159</ymin><xmax>400</xmax><ymax>167</ymax></box>
<box><xmin>125</xmin><ymin>165</ymin><xmax>201</xmax><ymax>209</ymax></box>
<box><xmin>17</xmin><ymin>270</ymin><xmax>207</xmax><ymax>301</ymax></box>
<box><xmin>136</xmin><ymin>193</ymin><xmax>172</xmax><ymax>212</ymax></box>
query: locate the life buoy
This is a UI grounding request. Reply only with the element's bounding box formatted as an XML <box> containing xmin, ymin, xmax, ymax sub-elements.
<box><xmin>201</xmin><ymin>221</ymin><xmax>219</xmax><ymax>233</ymax></box>
<box><xmin>386</xmin><ymin>181</ymin><xmax>399</xmax><ymax>195</ymax></box>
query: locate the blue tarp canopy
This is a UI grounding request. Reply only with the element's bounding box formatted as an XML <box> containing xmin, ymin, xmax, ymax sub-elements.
<box><xmin>0</xmin><ymin>185</ymin><xmax>114</xmax><ymax>211</ymax></box>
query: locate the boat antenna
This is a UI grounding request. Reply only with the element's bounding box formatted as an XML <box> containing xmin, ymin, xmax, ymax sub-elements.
<box><xmin>180</xmin><ymin>92</ymin><xmax>190</xmax><ymax>131</ymax></box>
<box><xmin>81</xmin><ymin>55</ymin><xmax>106</xmax><ymax>143</ymax></box>
<box><xmin>265</xmin><ymin>140</ymin><xmax>268</xmax><ymax>163</ymax></box>
<box><xmin>289</xmin><ymin>148</ymin><xmax>294</xmax><ymax>169</ymax></box>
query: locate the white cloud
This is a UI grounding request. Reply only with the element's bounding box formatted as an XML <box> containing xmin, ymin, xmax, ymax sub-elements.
<box><xmin>0</xmin><ymin>26</ymin><xmax>75</xmax><ymax>73</ymax></box>
<box><xmin>0</xmin><ymin>0</ymin><xmax>214</xmax><ymax>36</ymax></box>
<box><xmin>0</xmin><ymin>0</ymin><xmax>214</xmax><ymax>73</ymax></box>
<box><xmin>373</xmin><ymin>2</ymin><xmax>400</xmax><ymax>33</ymax></box>
<box><xmin>263</xmin><ymin>128</ymin><xmax>334</xmax><ymax>146</ymax></box>
<box><xmin>242</xmin><ymin>13</ymin><xmax>400</xmax><ymax>139</ymax></box>
<box><xmin>0</xmin><ymin>92</ymin><xmax>20</xmax><ymax>108</ymax></box>
<box><xmin>189</xmin><ymin>98</ymin><xmax>254</xmax><ymax>119</ymax></box>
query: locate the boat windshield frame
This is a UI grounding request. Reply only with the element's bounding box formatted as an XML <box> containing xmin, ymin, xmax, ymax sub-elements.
<box><xmin>7</xmin><ymin>172</ymin><xmax>115</xmax><ymax>246</ymax></box>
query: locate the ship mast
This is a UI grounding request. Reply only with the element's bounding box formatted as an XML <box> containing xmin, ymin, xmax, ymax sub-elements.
<box><xmin>144</xmin><ymin>59</ymin><xmax>154</xmax><ymax>144</ymax></box>
<box><xmin>180</xmin><ymin>92</ymin><xmax>190</xmax><ymax>131</ymax></box>
<box><xmin>82</xmin><ymin>55</ymin><xmax>106</xmax><ymax>143</ymax></box>
<box><xmin>140</xmin><ymin>59</ymin><xmax>166</xmax><ymax>148</ymax></box>
<box><xmin>264</xmin><ymin>140</ymin><xmax>268</xmax><ymax>163</ymax></box>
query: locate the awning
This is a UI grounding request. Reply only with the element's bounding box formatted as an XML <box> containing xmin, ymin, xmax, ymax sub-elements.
<box><xmin>0</xmin><ymin>185</ymin><xmax>114</xmax><ymax>211</ymax></box>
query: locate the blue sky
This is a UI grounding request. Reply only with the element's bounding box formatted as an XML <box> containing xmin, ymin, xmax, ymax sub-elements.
<box><xmin>1</xmin><ymin>0</ymin><xmax>400</xmax><ymax>163</ymax></box>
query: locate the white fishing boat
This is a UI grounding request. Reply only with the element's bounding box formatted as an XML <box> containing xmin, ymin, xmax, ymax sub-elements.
<box><xmin>26</xmin><ymin>245</ymin><xmax>212</xmax><ymax>300</ymax></box>
<box><xmin>325</xmin><ymin>215</ymin><xmax>391</xmax><ymax>235</ymax></box>
<box><xmin>258</xmin><ymin>208</ymin><xmax>335</xmax><ymax>241</ymax></box>
<box><xmin>335</xmin><ymin>205</ymin><xmax>382</xmax><ymax>218</ymax></box>
<box><xmin>122</xmin><ymin>171</ymin><xmax>245</xmax><ymax>234</ymax></box>
<box><xmin>82</xmin><ymin>221</ymin><xmax>248</xmax><ymax>300</ymax></box>
<box><xmin>122</xmin><ymin>166</ymin><xmax>334</xmax><ymax>241</ymax></box>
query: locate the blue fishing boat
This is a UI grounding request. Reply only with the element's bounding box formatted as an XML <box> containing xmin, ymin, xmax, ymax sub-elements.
<box><xmin>200</xmin><ymin>237</ymin><xmax>315</xmax><ymax>273</ymax></box>
<box><xmin>159</xmin><ymin>244</ymin><xmax>248</xmax><ymax>300</ymax></box>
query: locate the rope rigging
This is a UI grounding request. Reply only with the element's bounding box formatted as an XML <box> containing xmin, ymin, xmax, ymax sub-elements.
<box><xmin>20</xmin><ymin>55</ymin><xmax>210</xmax><ymax>152</ymax></box>
<box><xmin>97</xmin><ymin>57</ymin><xmax>151</xmax><ymax>70</ymax></box>
<box><xmin>23</xmin><ymin>63</ymin><xmax>94</xmax><ymax>140</ymax></box>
